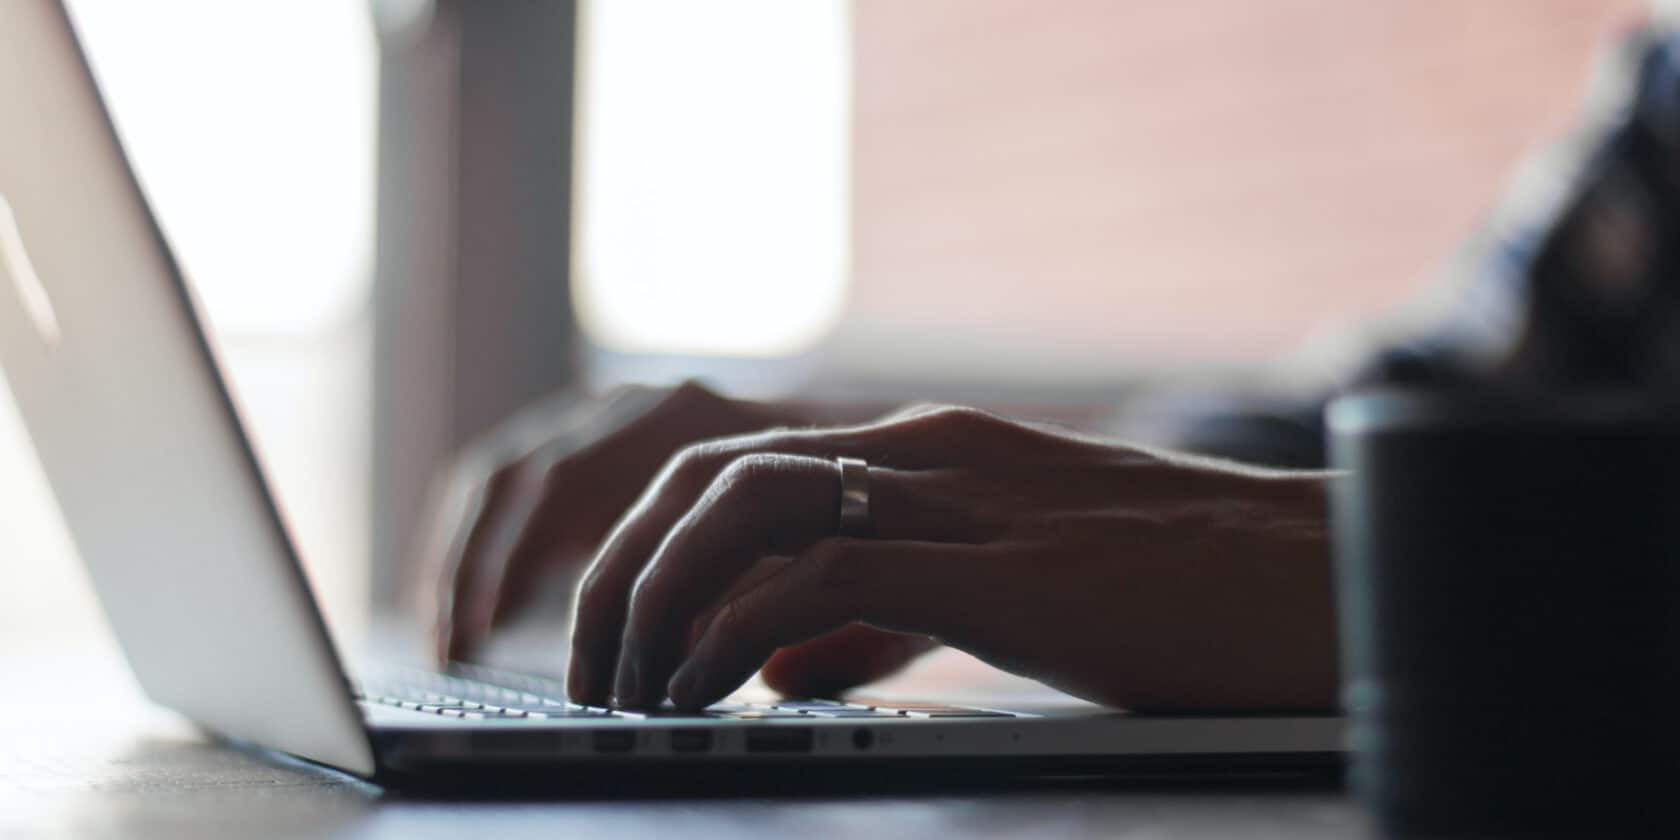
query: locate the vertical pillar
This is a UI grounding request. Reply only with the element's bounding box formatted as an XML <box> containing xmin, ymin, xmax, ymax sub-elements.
<box><xmin>370</xmin><ymin>0</ymin><xmax>580</xmax><ymax>608</ymax></box>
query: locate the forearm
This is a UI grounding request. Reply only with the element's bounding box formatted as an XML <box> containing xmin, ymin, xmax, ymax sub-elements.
<box><xmin>1042</xmin><ymin>450</ymin><xmax>1338</xmax><ymax>711</ymax></box>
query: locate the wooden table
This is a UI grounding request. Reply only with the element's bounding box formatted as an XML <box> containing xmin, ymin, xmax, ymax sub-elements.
<box><xmin>0</xmin><ymin>638</ymin><xmax>1371</xmax><ymax>840</ymax></box>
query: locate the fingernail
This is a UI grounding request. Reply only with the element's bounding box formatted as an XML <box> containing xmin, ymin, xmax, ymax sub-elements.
<box><xmin>612</xmin><ymin>656</ymin><xmax>641</xmax><ymax>707</ymax></box>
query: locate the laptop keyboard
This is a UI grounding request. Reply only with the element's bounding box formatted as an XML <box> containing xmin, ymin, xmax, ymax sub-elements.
<box><xmin>352</xmin><ymin>664</ymin><xmax>1016</xmax><ymax>721</ymax></box>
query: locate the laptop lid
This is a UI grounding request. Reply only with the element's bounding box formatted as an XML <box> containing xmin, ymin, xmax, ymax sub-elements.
<box><xmin>0</xmin><ymin>0</ymin><xmax>374</xmax><ymax>776</ymax></box>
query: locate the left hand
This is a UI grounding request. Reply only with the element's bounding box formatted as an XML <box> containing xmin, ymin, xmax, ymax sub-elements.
<box><xmin>566</xmin><ymin>406</ymin><xmax>1338</xmax><ymax>712</ymax></box>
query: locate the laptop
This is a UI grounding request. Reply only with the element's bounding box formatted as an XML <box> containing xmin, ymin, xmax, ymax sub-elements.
<box><xmin>0</xmin><ymin>0</ymin><xmax>1340</xmax><ymax>788</ymax></box>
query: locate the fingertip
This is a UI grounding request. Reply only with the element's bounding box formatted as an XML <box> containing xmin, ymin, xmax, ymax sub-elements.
<box><xmin>760</xmin><ymin>629</ymin><xmax>934</xmax><ymax>697</ymax></box>
<box><xmin>760</xmin><ymin>643</ymin><xmax>863</xmax><ymax>697</ymax></box>
<box><xmin>442</xmin><ymin>615</ymin><xmax>486</xmax><ymax>666</ymax></box>
<box><xmin>565</xmin><ymin>654</ymin><xmax>597</xmax><ymax>705</ymax></box>
<box><xmin>665</xmin><ymin>660</ymin><xmax>706</xmax><ymax>711</ymax></box>
<box><xmin>610</xmin><ymin>654</ymin><xmax>645</xmax><ymax>709</ymax></box>
<box><xmin>758</xmin><ymin>651</ymin><xmax>814</xmax><ymax>694</ymax></box>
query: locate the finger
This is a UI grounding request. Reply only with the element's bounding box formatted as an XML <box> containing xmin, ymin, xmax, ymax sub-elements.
<box><xmin>413</xmin><ymin>473</ymin><xmax>467</xmax><ymax>634</ymax></box>
<box><xmin>566</xmin><ymin>454</ymin><xmax>707</xmax><ymax>704</ymax></box>
<box><xmin>487</xmin><ymin>387</ymin><xmax>751</xmax><ymax>633</ymax></box>
<box><xmin>606</xmin><ymin>454</ymin><xmax>835</xmax><ymax>706</ymax></box>
<box><xmin>439</xmin><ymin>464</ymin><xmax>542</xmax><ymax>662</ymax></box>
<box><xmin>665</xmin><ymin>538</ymin><xmax>980</xmax><ymax>709</ymax></box>
<box><xmin>480</xmin><ymin>513</ymin><xmax>564</xmax><ymax>635</ymax></box>
<box><xmin>444</xmin><ymin>383</ymin><xmax>737</xmax><ymax>670</ymax></box>
<box><xmin>685</xmin><ymin>555</ymin><xmax>795</xmax><ymax>652</ymax></box>
<box><xmin>760</xmin><ymin>625</ymin><xmax>940</xmax><ymax>698</ymax></box>
<box><xmin>479</xmin><ymin>465</ymin><xmax>599</xmax><ymax>635</ymax></box>
<box><xmin>566</xmin><ymin>420</ymin><xmax>993</xmax><ymax>705</ymax></box>
<box><xmin>611</xmin><ymin>455</ymin><xmax>979</xmax><ymax>707</ymax></box>
<box><xmin>426</xmin><ymin>463</ymin><xmax>512</xmax><ymax>663</ymax></box>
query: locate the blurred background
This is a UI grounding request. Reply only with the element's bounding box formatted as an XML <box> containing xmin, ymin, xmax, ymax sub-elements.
<box><xmin>0</xmin><ymin>0</ymin><xmax>1644</xmax><ymax>653</ymax></box>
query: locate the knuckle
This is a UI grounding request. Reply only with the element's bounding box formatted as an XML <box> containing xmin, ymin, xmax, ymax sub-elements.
<box><xmin>450</xmin><ymin>438</ymin><xmax>505</xmax><ymax>480</ymax></box>
<box><xmin>709</xmin><ymin>452</ymin><xmax>793</xmax><ymax>504</ymax></box>
<box><xmin>891</xmin><ymin>404</ymin><xmax>986</xmax><ymax>434</ymax></box>
<box><xmin>625</xmin><ymin>566</ymin><xmax>670</xmax><ymax>619</ymax></box>
<box><xmin>720</xmin><ymin>450</ymin><xmax>783</xmax><ymax>478</ymax></box>
<box><xmin>537</xmin><ymin>453</ymin><xmax>581</xmax><ymax>492</ymax></box>
<box><xmin>671</xmin><ymin>378</ymin><xmax>713</xmax><ymax>400</ymax></box>
<box><xmin>885</xmin><ymin>401</ymin><xmax>940</xmax><ymax>420</ymax></box>
<box><xmin>895</xmin><ymin>405</ymin><xmax>1017</xmax><ymax>451</ymax></box>
<box><xmin>666</xmin><ymin>441</ymin><xmax>727</xmax><ymax>488</ymax></box>
<box><xmin>711</xmin><ymin>598</ymin><xmax>752</xmax><ymax>640</ymax></box>
<box><xmin>574</xmin><ymin>564</ymin><xmax>610</xmax><ymax>605</ymax></box>
<box><xmin>925</xmin><ymin>404</ymin><xmax>999</xmax><ymax>429</ymax></box>
<box><xmin>625</xmin><ymin>571</ymin><xmax>652</xmax><ymax>608</ymax></box>
<box><xmin>486</xmin><ymin>459</ymin><xmax>533</xmax><ymax>495</ymax></box>
<box><xmin>661</xmin><ymin>379</ymin><xmax>720</xmax><ymax>413</ymax></box>
<box><xmin>484</xmin><ymin>459</ymin><xmax>519</xmax><ymax>486</ymax></box>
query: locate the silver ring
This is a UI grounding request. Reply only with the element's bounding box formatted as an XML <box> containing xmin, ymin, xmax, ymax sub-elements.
<box><xmin>836</xmin><ymin>456</ymin><xmax>870</xmax><ymax>537</ymax></box>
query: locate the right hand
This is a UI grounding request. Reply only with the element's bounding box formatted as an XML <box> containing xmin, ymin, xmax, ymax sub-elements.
<box><xmin>417</xmin><ymin>381</ymin><xmax>940</xmax><ymax>694</ymax></box>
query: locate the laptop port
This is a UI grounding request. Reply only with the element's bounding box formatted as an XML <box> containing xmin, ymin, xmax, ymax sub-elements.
<box><xmin>668</xmin><ymin>729</ymin><xmax>713</xmax><ymax>753</ymax></box>
<box><xmin>745</xmin><ymin>727</ymin><xmax>814</xmax><ymax>754</ymax></box>
<box><xmin>591</xmin><ymin>730</ymin><xmax>635</xmax><ymax>754</ymax></box>
<box><xmin>851</xmin><ymin>728</ymin><xmax>874</xmax><ymax>751</ymax></box>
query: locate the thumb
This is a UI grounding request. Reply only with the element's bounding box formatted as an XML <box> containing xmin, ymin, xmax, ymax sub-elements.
<box><xmin>760</xmin><ymin>624</ymin><xmax>939</xmax><ymax>698</ymax></box>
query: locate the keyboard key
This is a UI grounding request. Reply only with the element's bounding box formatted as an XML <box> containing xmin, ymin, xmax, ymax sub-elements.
<box><xmin>769</xmin><ymin>699</ymin><xmax>848</xmax><ymax>710</ymax></box>
<box><xmin>860</xmin><ymin>702</ymin><xmax>963</xmax><ymax>711</ymax></box>
<box><xmin>843</xmin><ymin>698</ymin><xmax>1019</xmax><ymax>717</ymax></box>
<box><xmin>504</xmin><ymin>705</ymin><xmax>611</xmax><ymax>715</ymax></box>
<box><xmin>804</xmin><ymin>709</ymin><xmax>902</xmax><ymax>718</ymax></box>
<box><xmin>902</xmin><ymin>710</ymin><xmax>1016</xmax><ymax>718</ymax></box>
<box><xmin>528</xmin><ymin>707</ymin><xmax>632</xmax><ymax>720</ymax></box>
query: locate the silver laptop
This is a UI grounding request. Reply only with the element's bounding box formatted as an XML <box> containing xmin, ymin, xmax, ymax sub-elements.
<box><xmin>0</xmin><ymin>0</ymin><xmax>1339</xmax><ymax>787</ymax></box>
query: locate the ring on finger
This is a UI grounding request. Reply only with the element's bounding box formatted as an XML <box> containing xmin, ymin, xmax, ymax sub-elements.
<box><xmin>836</xmin><ymin>456</ymin><xmax>871</xmax><ymax>537</ymax></box>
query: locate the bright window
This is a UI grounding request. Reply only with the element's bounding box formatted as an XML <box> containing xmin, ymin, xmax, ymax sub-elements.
<box><xmin>0</xmin><ymin>1</ymin><xmax>378</xmax><ymax>643</ymax></box>
<box><xmin>578</xmin><ymin>0</ymin><xmax>1644</xmax><ymax>384</ymax></box>
<box><xmin>573</xmin><ymin>0</ymin><xmax>851</xmax><ymax>358</ymax></box>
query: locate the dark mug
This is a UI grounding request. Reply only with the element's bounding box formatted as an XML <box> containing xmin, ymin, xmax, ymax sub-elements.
<box><xmin>1327</xmin><ymin>389</ymin><xmax>1680</xmax><ymax>837</ymax></box>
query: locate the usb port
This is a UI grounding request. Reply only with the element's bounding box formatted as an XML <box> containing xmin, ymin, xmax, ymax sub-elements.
<box><xmin>669</xmin><ymin>729</ymin><xmax>713</xmax><ymax>753</ymax></box>
<box><xmin>745</xmin><ymin>728</ymin><xmax>814</xmax><ymax>754</ymax></box>
<box><xmin>591</xmin><ymin>730</ymin><xmax>635</xmax><ymax>753</ymax></box>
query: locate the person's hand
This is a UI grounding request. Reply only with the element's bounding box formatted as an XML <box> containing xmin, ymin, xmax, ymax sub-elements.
<box><xmin>566</xmin><ymin>406</ymin><xmax>1338</xmax><ymax>712</ymax></box>
<box><xmin>419</xmin><ymin>382</ymin><xmax>782</xmax><ymax>662</ymax></box>
<box><xmin>418</xmin><ymin>381</ymin><xmax>934</xmax><ymax>695</ymax></box>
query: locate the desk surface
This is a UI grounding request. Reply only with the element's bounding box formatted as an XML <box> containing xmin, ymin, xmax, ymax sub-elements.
<box><xmin>0</xmin><ymin>640</ymin><xmax>1370</xmax><ymax>840</ymax></box>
